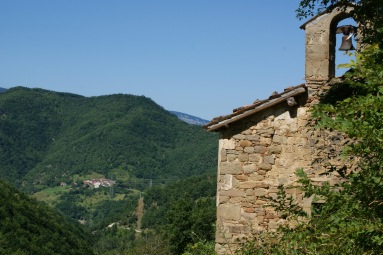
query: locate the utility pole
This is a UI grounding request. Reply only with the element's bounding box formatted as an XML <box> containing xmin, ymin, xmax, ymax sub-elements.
<box><xmin>109</xmin><ymin>174</ymin><xmax>115</xmax><ymax>198</ymax></box>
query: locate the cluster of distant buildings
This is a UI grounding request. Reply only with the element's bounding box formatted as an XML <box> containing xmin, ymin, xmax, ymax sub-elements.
<box><xmin>59</xmin><ymin>178</ymin><xmax>116</xmax><ymax>188</ymax></box>
<box><xmin>83</xmin><ymin>179</ymin><xmax>116</xmax><ymax>188</ymax></box>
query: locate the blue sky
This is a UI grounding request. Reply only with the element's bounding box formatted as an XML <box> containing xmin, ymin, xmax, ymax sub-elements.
<box><xmin>0</xmin><ymin>1</ymin><xmax>356</xmax><ymax>120</ymax></box>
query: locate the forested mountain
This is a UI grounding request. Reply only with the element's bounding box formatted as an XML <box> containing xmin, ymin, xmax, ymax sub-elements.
<box><xmin>0</xmin><ymin>87</ymin><xmax>6</xmax><ymax>93</ymax></box>
<box><xmin>0</xmin><ymin>86</ymin><xmax>218</xmax><ymax>254</ymax></box>
<box><xmin>0</xmin><ymin>179</ymin><xmax>94</xmax><ymax>254</ymax></box>
<box><xmin>0</xmin><ymin>87</ymin><xmax>217</xmax><ymax>190</ymax></box>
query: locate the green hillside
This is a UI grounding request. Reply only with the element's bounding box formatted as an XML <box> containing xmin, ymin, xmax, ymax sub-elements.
<box><xmin>0</xmin><ymin>86</ymin><xmax>218</xmax><ymax>254</ymax></box>
<box><xmin>0</xmin><ymin>87</ymin><xmax>217</xmax><ymax>190</ymax></box>
<box><xmin>0</xmin><ymin>179</ymin><xmax>94</xmax><ymax>255</ymax></box>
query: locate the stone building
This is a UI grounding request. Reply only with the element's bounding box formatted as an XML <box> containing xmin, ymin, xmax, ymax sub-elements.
<box><xmin>203</xmin><ymin>6</ymin><xmax>357</xmax><ymax>255</ymax></box>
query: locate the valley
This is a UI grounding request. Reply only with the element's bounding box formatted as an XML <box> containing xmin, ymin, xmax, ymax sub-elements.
<box><xmin>0</xmin><ymin>86</ymin><xmax>218</xmax><ymax>254</ymax></box>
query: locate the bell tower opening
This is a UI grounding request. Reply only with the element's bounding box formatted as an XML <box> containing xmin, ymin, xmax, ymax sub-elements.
<box><xmin>335</xmin><ymin>18</ymin><xmax>358</xmax><ymax>77</ymax></box>
<box><xmin>300</xmin><ymin>5</ymin><xmax>356</xmax><ymax>87</ymax></box>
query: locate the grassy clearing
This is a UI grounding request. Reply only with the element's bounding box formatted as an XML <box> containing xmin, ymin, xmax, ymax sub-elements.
<box><xmin>32</xmin><ymin>186</ymin><xmax>71</xmax><ymax>204</ymax></box>
<box><xmin>78</xmin><ymin>188</ymin><xmax>127</xmax><ymax>208</ymax></box>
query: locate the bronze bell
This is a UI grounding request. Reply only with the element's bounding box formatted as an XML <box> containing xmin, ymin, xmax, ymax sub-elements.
<box><xmin>336</xmin><ymin>25</ymin><xmax>357</xmax><ymax>51</ymax></box>
<box><xmin>339</xmin><ymin>35</ymin><xmax>355</xmax><ymax>51</ymax></box>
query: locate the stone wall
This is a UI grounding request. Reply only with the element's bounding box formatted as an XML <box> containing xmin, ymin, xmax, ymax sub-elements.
<box><xmin>212</xmin><ymin>6</ymin><xmax>360</xmax><ymax>254</ymax></box>
<box><xmin>303</xmin><ymin>6</ymin><xmax>354</xmax><ymax>84</ymax></box>
<box><xmin>214</xmin><ymin>97</ymin><xmax>353</xmax><ymax>255</ymax></box>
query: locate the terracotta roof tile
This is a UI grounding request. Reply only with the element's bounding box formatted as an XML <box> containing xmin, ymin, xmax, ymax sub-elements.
<box><xmin>203</xmin><ymin>84</ymin><xmax>307</xmax><ymax>131</ymax></box>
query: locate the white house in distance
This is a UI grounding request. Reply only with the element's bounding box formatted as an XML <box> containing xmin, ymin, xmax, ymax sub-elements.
<box><xmin>83</xmin><ymin>179</ymin><xmax>115</xmax><ymax>189</ymax></box>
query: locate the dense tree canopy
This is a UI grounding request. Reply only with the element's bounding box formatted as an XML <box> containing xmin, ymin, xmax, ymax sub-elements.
<box><xmin>0</xmin><ymin>179</ymin><xmax>94</xmax><ymax>255</ymax></box>
<box><xmin>0</xmin><ymin>87</ymin><xmax>219</xmax><ymax>254</ymax></box>
<box><xmin>143</xmin><ymin>175</ymin><xmax>216</xmax><ymax>254</ymax></box>
<box><xmin>0</xmin><ymin>87</ymin><xmax>217</xmax><ymax>191</ymax></box>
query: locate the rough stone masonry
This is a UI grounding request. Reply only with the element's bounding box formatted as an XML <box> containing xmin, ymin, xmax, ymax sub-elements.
<box><xmin>203</xmin><ymin>6</ymin><xmax>357</xmax><ymax>255</ymax></box>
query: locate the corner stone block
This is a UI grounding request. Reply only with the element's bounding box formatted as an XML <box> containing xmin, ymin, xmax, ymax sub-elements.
<box><xmin>221</xmin><ymin>174</ymin><xmax>233</xmax><ymax>190</ymax></box>
<box><xmin>220</xmin><ymin>149</ymin><xmax>227</xmax><ymax>162</ymax></box>
<box><xmin>220</xmin><ymin>161</ymin><xmax>242</xmax><ymax>174</ymax></box>
<box><xmin>220</xmin><ymin>139</ymin><xmax>236</xmax><ymax>150</ymax></box>
<box><xmin>217</xmin><ymin>204</ymin><xmax>241</xmax><ymax>221</ymax></box>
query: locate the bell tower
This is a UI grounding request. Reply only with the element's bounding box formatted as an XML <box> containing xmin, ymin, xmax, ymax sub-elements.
<box><xmin>300</xmin><ymin>6</ymin><xmax>356</xmax><ymax>98</ymax></box>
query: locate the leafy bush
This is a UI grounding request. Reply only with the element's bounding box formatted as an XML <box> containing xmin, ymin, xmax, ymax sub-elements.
<box><xmin>182</xmin><ymin>241</ymin><xmax>216</xmax><ymax>255</ymax></box>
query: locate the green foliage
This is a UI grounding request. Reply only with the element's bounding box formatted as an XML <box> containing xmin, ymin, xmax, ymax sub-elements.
<box><xmin>266</xmin><ymin>181</ymin><xmax>306</xmax><ymax>221</ymax></box>
<box><xmin>182</xmin><ymin>241</ymin><xmax>216</xmax><ymax>255</ymax></box>
<box><xmin>163</xmin><ymin>195</ymin><xmax>216</xmax><ymax>254</ymax></box>
<box><xmin>239</xmin><ymin>169</ymin><xmax>383</xmax><ymax>254</ymax></box>
<box><xmin>141</xmin><ymin>175</ymin><xmax>216</xmax><ymax>254</ymax></box>
<box><xmin>92</xmin><ymin>227</ymin><xmax>136</xmax><ymax>255</ymax></box>
<box><xmin>0</xmin><ymin>179</ymin><xmax>94</xmax><ymax>254</ymax></box>
<box><xmin>313</xmin><ymin>44</ymin><xmax>383</xmax><ymax>163</ymax></box>
<box><xmin>142</xmin><ymin>175</ymin><xmax>216</xmax><ymax>228</ymax></box>
<box><xmin>0</xmin><ymin>87</ymin><xmax>218</xmax><ymax>254</ymax></box>
<box><xmin>122</xmin><ymin>232</ymin><xmax>173</xmax><ymax>255</ymax></box>
<box><xmin>0</xmin><ymin>87</ymin><xmax>217</xmax><ymax>190</ymax></box>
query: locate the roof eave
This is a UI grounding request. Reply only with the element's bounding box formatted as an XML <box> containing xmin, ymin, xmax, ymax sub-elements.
<box><xmin>204</xmin><ymin>86</ymin><xmax>307</xmax><ymax>132</ymax></box>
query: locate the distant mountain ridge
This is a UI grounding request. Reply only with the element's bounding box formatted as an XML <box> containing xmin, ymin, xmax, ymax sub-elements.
<box><xmin>0</xmin><ymin>86</ymin><xmax>217</xmax><ymax>189</ymax></box>
<box><xmin>170</xmin><ymin>111</ymin><xmax>209</xmax><ymax>126</ymax></box>
<box><xmin>0</xmin><ymin>86</ymin><xmax>218</xmax><ymax>253</ymax></box>
<box><xmin>1</xmin><ymin>87</ymin><xmax>207</xmax><ymax>125</ymax></box>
